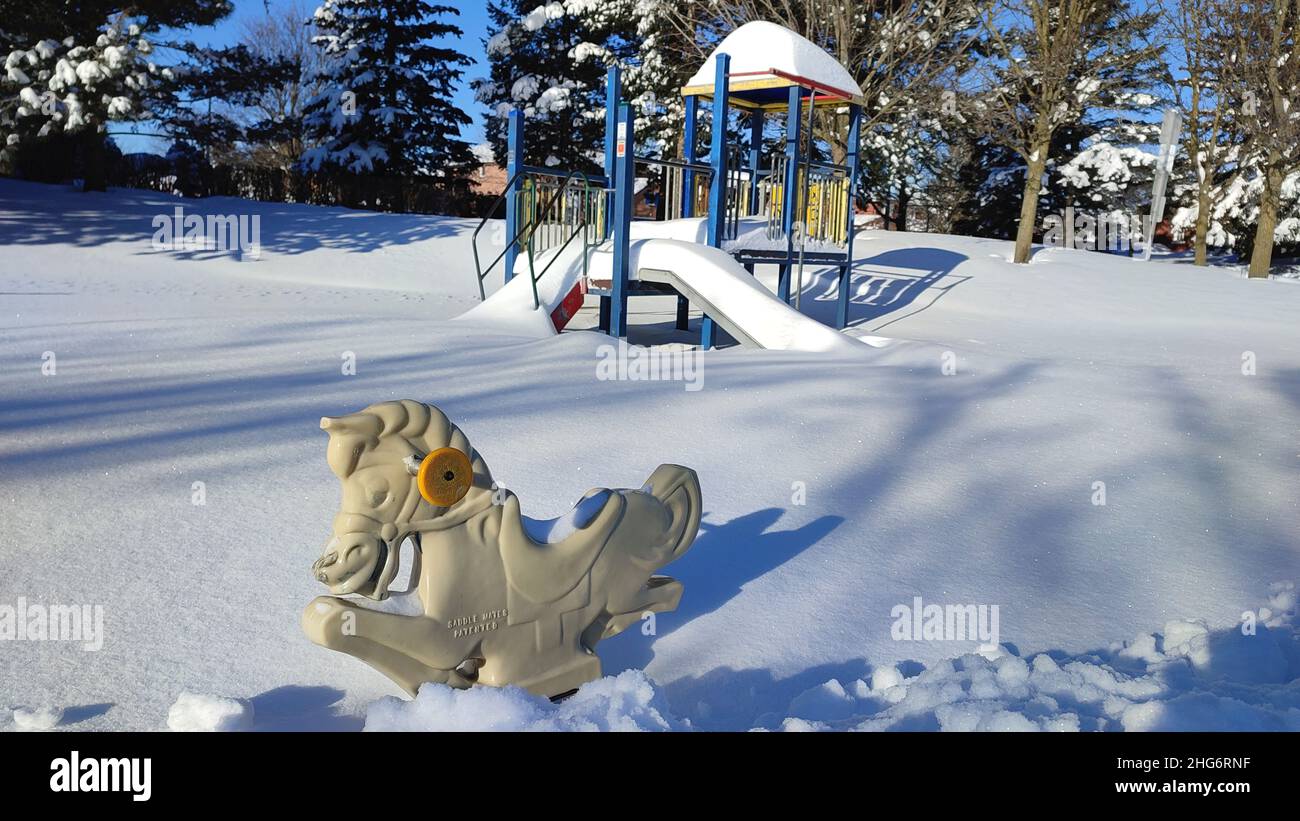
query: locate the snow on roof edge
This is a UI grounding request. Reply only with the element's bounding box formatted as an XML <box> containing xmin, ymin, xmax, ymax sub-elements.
<box><xmin>683</xmin><ymin>21</ymin><xmax>864</xmax><ymax>103</ymax></box>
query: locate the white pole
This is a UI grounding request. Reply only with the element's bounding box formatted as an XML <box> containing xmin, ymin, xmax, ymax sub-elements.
<box><xmin>1142</xmin><ymin>108</ymin><xmax>1183</xmax><ymax>262</ymax></box>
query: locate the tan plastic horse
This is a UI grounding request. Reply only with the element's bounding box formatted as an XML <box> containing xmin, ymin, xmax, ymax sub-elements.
<box><xmin>303</xmin><ymin>400</ymin><xmax>701</xmax><ymax>699</ymax></box>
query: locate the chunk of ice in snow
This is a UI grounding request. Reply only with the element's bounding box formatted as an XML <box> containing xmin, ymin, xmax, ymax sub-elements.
<box><xmin>870</xmin><ymin>666</ymin><xmax>904</xmax><ymax>691</ymax></box>
<box><xmin>13</xmin><ymin>705</ymin><xmax>64</xmax><ymax>730</ymax></box>
<box><xmin>786</xmin><ymin>679</ymin><xmax>857</xmax><ymax>722</ymax></box>
<box><xmin>166</xmin><ymin>692</ymin><xmax>253</xmax><ymax>732</ymax></box>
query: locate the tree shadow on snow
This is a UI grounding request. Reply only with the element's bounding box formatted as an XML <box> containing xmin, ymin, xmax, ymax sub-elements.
<box><xmin>0</xmin><ymin>180</ymin><xmax>468</xmax><ymax>257</ymax></box>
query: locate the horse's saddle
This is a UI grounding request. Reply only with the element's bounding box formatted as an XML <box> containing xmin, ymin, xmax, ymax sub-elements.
<box><xmin>495</xmin><ymin>489</ymin><xmax>624</xmax><ymax>627</ymax></box>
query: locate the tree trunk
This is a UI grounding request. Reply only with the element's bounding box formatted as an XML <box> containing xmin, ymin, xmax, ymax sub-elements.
<box><xmin>896</xmin><ymin>189</ymin><xmax>910</xmax><ymax>233</ymax></box>
<box><xmin>1248</xmin><ymin>156</ymin><xmax>1282</xmax><ymax>278</ymax></box>
<box><xmin>81</xmin><ymin>131</ymin><xmax>107</xmax><ymax>192</ymax></box>
<box><xmin>1193</xmin><ymin>185</ymin><xmax>1211</xmax><ymax>266</ymax></box>
<box><xmin>1013</xmin><ymin>149</ymin><xmax>1047</xmax><ymax>264</ymax></box>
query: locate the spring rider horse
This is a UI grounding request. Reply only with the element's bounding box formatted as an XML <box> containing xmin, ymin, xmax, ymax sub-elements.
<box><xmin>302</xmin><ymin>400</ymin><xmax>702</xmax><ymax>699</ymax></box>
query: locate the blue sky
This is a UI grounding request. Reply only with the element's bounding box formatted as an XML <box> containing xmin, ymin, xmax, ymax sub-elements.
<box><xmin>118</xmin><ymin>0</ymin><xmax>494</xmax><ymax>154</ymax></box>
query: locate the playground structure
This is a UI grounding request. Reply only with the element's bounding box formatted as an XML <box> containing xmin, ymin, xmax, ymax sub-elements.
<box><xmin>468</xmin><ymin>22</ymin><xmax>866</xmax><ymax>351</ymax></box>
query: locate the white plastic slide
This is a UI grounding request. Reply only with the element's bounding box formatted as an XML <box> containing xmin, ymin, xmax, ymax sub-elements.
<box><xmin>622</xmin><ymin>240</ymin><xmax>862</xmax><ymax>353</ymax></box>
<box><xmin>458</xmin><ymin>230</ymin><xmax>865</xmax><ymax>353</ymax></box>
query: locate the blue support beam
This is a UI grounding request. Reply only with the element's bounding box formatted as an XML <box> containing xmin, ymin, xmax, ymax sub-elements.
<box><xmin>837</xmin><ymin>103</ymin><xmax>862</xmax><ymax>330</ymax></box>
<box><xmin>705</xmin><ymin>57</ymin><xmax>730</xmax><ymax>247</ymax></box>
<box><xmin>603</xmin><ymin>66</ymin><xmax>621</xmax><ymax>242</ymax></box>
<box><xmin>503</xmin><ymin>108</ymin><xmax>525</xmax><ymax>283</ymax></box>
<box><xmin>700</xmin><ymin>53</ymin><xmax>730</xmax><ymax>350</ymax></box>
<box><xmin>778</xmin><ymin>85</ymin><xmax>803</xmax><ymax>302</ymax></box>
<box><xmin>681</xmin><ymin>95</ymin><xmax>699</xmax><ymax>218</ymax></box>
<box><xmin>609</xmin><ymin>103</ymin><xmax>634</xmax><ymax>339</ymax></box>
<box><xmin>748</xmin><ymin>110</ymin><xmax>762</xmax><ymax>216</ymax></box>
<box><xmin>678</xmin><ymin>95</ymin><xmax>695</xmax><ymax>327</ymax></box>
<box><xmin>601</xmin><ymin>66</ymin><xmax>621</xmax><ymax>328</ymax></box>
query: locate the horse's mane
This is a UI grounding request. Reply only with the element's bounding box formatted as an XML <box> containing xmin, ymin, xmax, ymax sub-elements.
<box><xmin>321</xmin><ymin>400</ymin><xmax>484</xmax><ymax>481</ymax></box>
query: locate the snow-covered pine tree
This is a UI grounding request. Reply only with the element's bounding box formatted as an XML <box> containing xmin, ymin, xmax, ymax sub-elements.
<box><xmin>473</xmin><ymin>1</ymin><xmax>690</xmax><ymax>171</ymax></box>
<box><xmin>1051</xmin><ymin>99</ymin><xmax>1164</xmax><ymax>217</ymax></box>
<box><xmin>857</xmin><ymin>29</ymin><xmax>982</xmax><ymax>234</ymax></box>
<box><xmin>475</xmin><ymin>1</ymin><xmax>616</xmax><ymax>171</ymax></box>
<box><xmin>2</xmin><ymin>23</ymin><xmax>164</xmax><ymax>188</ymax></box>
<box><xmin>0</xmin><ymin>1</ymin><xmax>231</xmax><ymax>190</ymax></box>
<box><xmin>300</xmin><ymin>0</ymin><xmax>471</xmax><ymax>177</ymax></box>
<box><xmin>860</xmin><ymin>98</ymin><xmax>948</xmax><ymax>232</ymax></box>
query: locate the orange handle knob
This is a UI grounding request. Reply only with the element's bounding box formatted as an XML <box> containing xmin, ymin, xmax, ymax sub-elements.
<box><xmin>416</xmin><ymin>447</ymin><xmax>473</xmax><ymax>506</ymax></box>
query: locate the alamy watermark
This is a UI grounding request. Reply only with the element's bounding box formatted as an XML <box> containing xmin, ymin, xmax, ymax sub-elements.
<box><xmin>1042</xmin><ymin>206</ymin><xmax>1156</xmax><ymax>253</ymax></box>
<box><xmin>50</xmin><ymin>751</ymin><xmax>151</xmax><ymax>801</ymax></box>
<box><xmin>0</xmin><ymin>598</ymin><xmax>104</xmax><ymax>651</ymax></box>
<box><xmin>151</xmin><ymin>206</ymin><xmax>261</xmax><ymax>260</ymax></box>
<box><xmin>891</xmin><ymin>596</ymin><xmax>1000</xmax><ymax>649</ymax></box>
<box><xmin>595</xmin><ymin>340</ymin><xmax>703</xmax><ymax>391</ymax></box>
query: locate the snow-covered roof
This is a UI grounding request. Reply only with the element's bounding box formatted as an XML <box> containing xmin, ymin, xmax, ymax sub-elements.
<box><xmin>681</xmin><ymin>21</ymin><xmax>864</xmax><ymax>109</ymax></box>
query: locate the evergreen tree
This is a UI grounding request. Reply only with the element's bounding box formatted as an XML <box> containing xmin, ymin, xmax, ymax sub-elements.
<box><xmin>474</xmin><ymin>1</ymin><xmax>615</xmax><ymax>171</ymax></box>
<box><xmin>0</xmin><ymin>0</ymin><xmax>231</xmax><ymax>190</ymax></box>
<box><xmin>951</xmin><ymin>136</ymin><xmax>1027</xmax><ymax>238</ymax></box>
<box><xmin>301</xmin><ymin>0</ymin><xmax>471</xmax><ymax>176</ymax></box>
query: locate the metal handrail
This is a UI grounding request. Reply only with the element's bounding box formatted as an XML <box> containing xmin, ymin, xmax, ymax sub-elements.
<box><xmin>635</xmin><ymin>156</ymin><xmax>716</xmax><ymax>222</ymax></box>
<box><xmin>522</xmin><ymin>169</ymin><xmax>593</xmax><ymax>310</ymax></box>
<box><xmin>805</xmin><ymin>159</ymin><xmax>850</xmax><ymax>174</ymax></box>
<box><xmin>471</xmin><ymin>166</ymin><xmax>532</xmax><ymax>301</ymax></box>
<box><xmin>470</xmin><ymin>167</ymin><xmax>599</xmax><ymax>307</ymax></box>
<box><xmin>634</xmin><ymin>156</ymin><xmax>714</xmax><ymax>174</ymax></box>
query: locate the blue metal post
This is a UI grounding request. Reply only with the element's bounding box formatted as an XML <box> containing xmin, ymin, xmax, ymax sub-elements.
<box><xmin>601</xmin><ymin>66</ymin><xmax>621</xmax><ymax>326</ymax></box>
<box><xmin>778</xmin><ymin>85</ymin><xmax>802</xmax><ymax>302</ymax></box>
<box><xmin>604</xmin><ymin>66</ymin><xmax>621</xmax><ymax>187</ymax></box>
<box><xmin>837</xmin><ymin>103</ymin><xmax>862</xmax><ymax>329</ymax></box>
<box><xmin>700</xmin><ymin>53</ymin><xmax>730</xmax><ymax>350</ymax></box>
<box><xmin>681</xmin><ymin>95</ymin><xmax>699</xmax><ymax>218</ymax></box>
<box><xmin>504</xmin><ymin>109</ymin><xmax>525</xmax><ymax>283</ymax></box>
<box><xmin>706</xmin><ymin>56</ymin><xmax>731</xmax><ymax>248</ymax></box>
<box><xmin>676</xmin><ymin>97</ymin><xmax>695</xmax><ymax>329</ymax></box>
<box><xmin>748</xmin><ymin>110</ymin><xmax>762</xmax><ymax>216</ymax></box>
<box><xmin>610</xmin><ymin>103</ymin><xmax>634</xmax><ymax>339</ymax></box>
<box><xmin>677</xmin><ymin>94</ymin><xmax>698</xmax><ymax>330</ymax></box>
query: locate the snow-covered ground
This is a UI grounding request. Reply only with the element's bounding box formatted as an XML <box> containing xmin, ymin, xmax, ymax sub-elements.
<box><xmin>1</xmin><ymin>178</ymin><xmax>1296</xmax><ymax>731</ymax></box>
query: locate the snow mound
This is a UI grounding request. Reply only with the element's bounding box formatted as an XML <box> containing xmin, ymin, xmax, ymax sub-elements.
<box><xmin>364</xmin><ymin>670</ymin><xmax>686</xmax><ymax>732</ymax></box>
<box><xmin>13</xmin><ymin>705</ymin><xmax>64</xmax><ymax>731</ymax></box>
<box><xmin>166</xmin><ymin>692</ymin><xmax>255</xmax><ymax>732</ymax></box>
<box><xmin>684</xmin><ymin>21</ymin><xmax>863</xmax><ymax>101</ymax></box>
<box><xmin>776</xmin><ymin>582</ymin><xmax>1300</xmax><ymax>732</ymax></box>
